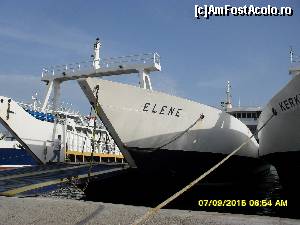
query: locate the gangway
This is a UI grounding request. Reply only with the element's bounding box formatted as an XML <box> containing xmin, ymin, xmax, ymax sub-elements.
<box><xmin>0</xmin><ymin>162</ymin><xmax>129</xmax><ymax>197</ymax></box>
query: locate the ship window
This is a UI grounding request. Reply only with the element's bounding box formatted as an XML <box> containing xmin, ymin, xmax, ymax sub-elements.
<box><xmin>257</xmin><ymin>111</ymin><xmax>261</xmax><ymax>118</ymax></box>
<box><xmin>247</xmin><ymin>125</ymin><xmax>256</xmax><ymax>133</ymax></box>
<box><xmin>252</xmin><ymin>113</ymin><xmax>257</xmax><ymax>118</ymax></box>
<box><xmin>237</xmin><ymin>113</ymin><xmax>241</xmax><ymax>118</ymax></box>
<box><xmin>247</xmin><ymin>113</ymin><xmax>252</xmax><ymax>118</ymax></box>
<box><xmin>242</xmin><ymin>113</ymin><xmax>246</xmax><ymax>118</ymax></box>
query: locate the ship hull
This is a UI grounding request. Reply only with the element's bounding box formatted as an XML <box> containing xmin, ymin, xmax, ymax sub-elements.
<box><xmin>84</xmin><ymin>150</ymin><xmax>268</xmax><ymax>206</ymax></box>
<box><xmin>79</xmin><ymin>78</ymin><xmax>261</xmax><ymax>174</ymax></box>
<box><xmin>261</xmin><ymin>152</ymin><xmax>300</xmax><ymax>191</ymax></box>
<box><xmin>0</xmin><ymin>148</ymin><xmax>37</xmax><ymax>170</ymax></box>
<box><xmin>127</xmin><ymin>148</ymin><xmax>267</xmax><ymax>179</ymax></box>
<box><xmin>258</xmin><ymin>74</ymin><xmax>300</xmax><ymax>188</ymax></box>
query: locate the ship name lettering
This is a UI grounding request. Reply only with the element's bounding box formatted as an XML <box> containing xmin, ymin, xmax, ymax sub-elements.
<box><xmin>168</xmin><ymin>107</ymin><xmax>175</xmax><ymax>115</ymax></box>
<box><xmin>159</xmin><ymin>106</ymin><xmax>167</xmax><ymax>114</ymax></box>
<box><xmin>142</xmin><ymin>103</ymin><xmax>182</xmax><ymax>117</ymax></box>
<box><xmin>278</xmin><ymin>94</ymin><xmax>300</xmax><ymax>112</ymax></box>
<box><xmin>152</xmin><ymin>104</ymin><xmax>158</xmax><ymax>113</ymax></box>
<box><xmin>175</xmin><ymin>109</ymin><xmax>182</xmax><ymax>117</ymax></box>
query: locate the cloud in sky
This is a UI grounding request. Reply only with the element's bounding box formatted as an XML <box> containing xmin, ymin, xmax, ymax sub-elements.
<box><xmin>196</xmin><ymin>78</ymin><xmax>226</xmax><ymax>89</ymax></box>
<box><xmin>152</xmin><ymin>72</ymin><xmax>185</xmax><ymax>97</ymax></box>
<box><xmin>0</xmin><ymin>21</ymin><xmax>93</xmax><ymax>56</ymax></box>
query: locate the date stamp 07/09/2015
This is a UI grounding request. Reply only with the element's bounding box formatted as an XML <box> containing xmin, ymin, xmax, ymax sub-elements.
<box><xmin>198</xmin><ymin>199</ymin><xmax>288</xmax><ymax>207</ymax></box>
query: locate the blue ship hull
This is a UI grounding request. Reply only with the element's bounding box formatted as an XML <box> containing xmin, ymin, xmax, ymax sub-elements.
<box><xmin>0</xmin><ymin>148</ymin><xmax>38</xmax><ymax>166</ymax></box>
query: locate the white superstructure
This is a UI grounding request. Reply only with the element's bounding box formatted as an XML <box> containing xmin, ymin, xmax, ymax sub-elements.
<box><xmin>223</xmin><ymin>81</ymin><xmax>262</xmax><ymax>141</ymax></box>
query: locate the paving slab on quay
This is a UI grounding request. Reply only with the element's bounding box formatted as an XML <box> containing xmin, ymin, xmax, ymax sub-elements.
<box><xmin>0</xmin><ymin>196</ymin><xmax>299</xmax><ymax>225</ymax></box>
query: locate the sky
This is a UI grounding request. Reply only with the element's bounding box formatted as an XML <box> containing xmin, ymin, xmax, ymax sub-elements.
<box><xmin>0</xmin><ymin>0</ymin><xmax>299</xmax><ymax>114</ymax></box>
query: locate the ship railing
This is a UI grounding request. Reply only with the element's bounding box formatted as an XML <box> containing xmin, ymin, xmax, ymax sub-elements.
<box><xmin>41</xmin><ymin>52</ymin><xmax>160</xmax><ymax>77</ymax></box>
<box><xmin>66</xmin><ymin>130</ymin><xmax>120</xmax><ymax>155</ymax></box>
<box><xmin>66</xmin><ymin>131</ymin><xmax>91</xmax><ymax>153</ymax></box>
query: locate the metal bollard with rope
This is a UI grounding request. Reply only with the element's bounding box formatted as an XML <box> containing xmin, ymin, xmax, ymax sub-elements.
<box><xmin>131</xmin><ymin>109</ymin><xmax>277</xmax><ymax>225</ymax></box>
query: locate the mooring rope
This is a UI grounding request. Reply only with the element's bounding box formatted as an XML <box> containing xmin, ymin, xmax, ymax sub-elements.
<box><xmin>155</xmin><ymin>113</ymin><xmax>205</xmax><ymax>150</ymax></box>
<box><xmin>80</xmin><ymin>85</ymin><xmax>100</xmax><ymax>191</ymax></box>
<box><xmin>131</xmin><ymin>112</ymin><xmax>276</xmax><ymax>225</ymax></box>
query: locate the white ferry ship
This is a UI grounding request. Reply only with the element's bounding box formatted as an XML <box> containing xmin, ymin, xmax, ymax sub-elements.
<box><xmin>55</xmin><ymin>39</ymin><xmax>265</xmax><ymax>182</ymax></box>
<box><xmin>0</xmin><ymin>39</ymin><xmax>266</xmax><ymax>182</ymax></box>
<box><xmin>0</xmin><ymin>94</ymin><xmax>123</xmax><ymax>169</ymax></box>
<box><xmin>258</xmin><ymin>50</ymin><xmax>300</xmax><ymax>189</ymax></box>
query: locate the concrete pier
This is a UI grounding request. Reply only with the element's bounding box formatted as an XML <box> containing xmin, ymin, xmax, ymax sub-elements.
<box><xmin>0</xmin><ymin>196</ymin><xmax>298</xmax><ymax>225</ymax></box>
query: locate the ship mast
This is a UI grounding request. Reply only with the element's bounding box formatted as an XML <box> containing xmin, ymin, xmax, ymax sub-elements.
<box><xmin>32</xmin><ymin>92</ymin><xmax>38</xmax><ymax>111</ymax></box>
<box><xmin>290</xmin><ymin>47</ymin><xmax>294</xmax><ymax>64</ymax></box>
<box><xmin>225</xmin><ymin>81</ymin><xmax>232</xmax><ymax>110</ymax></box>
<box><xmin>289</xmin><ymin>47</ymin><xmax>300</xmax><ymax>76</ymax></box>
<box><xmin>92</xmin><ymin>37</ymin><xmax>101</xmax><ymax>69</ymax></box>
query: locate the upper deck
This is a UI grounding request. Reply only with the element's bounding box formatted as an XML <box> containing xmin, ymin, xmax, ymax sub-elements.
<box><xmin>41</xmin><ymin>52</ymin><xmax>161</xmax><ymax>82</ymax></box>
